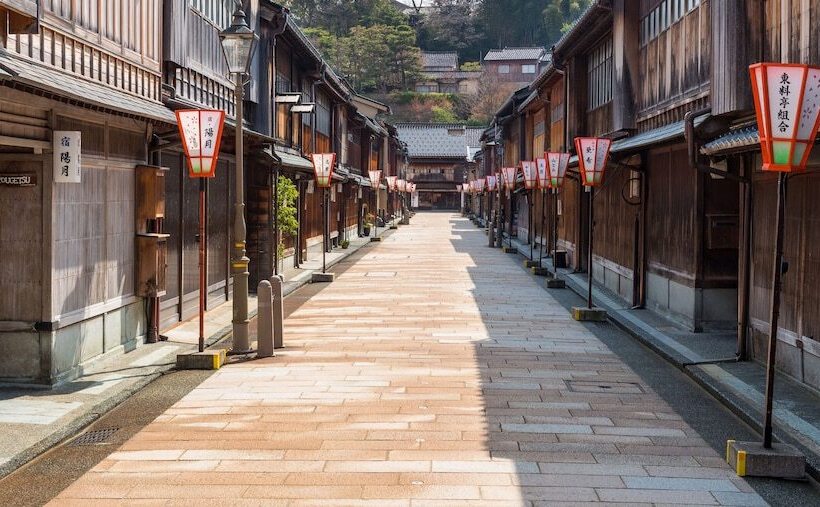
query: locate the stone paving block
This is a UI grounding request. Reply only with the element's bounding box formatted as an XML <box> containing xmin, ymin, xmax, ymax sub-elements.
<box><xmin>50</xmin><ymin>213</ymin><xmax>765</xmax><ymax>506</ymax></box>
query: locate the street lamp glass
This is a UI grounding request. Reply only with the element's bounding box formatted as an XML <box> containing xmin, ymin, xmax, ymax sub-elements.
<box><xmin>220</xmin><ymin>8</ymin><xmax>259</xmax><ymax>75</ymax></box>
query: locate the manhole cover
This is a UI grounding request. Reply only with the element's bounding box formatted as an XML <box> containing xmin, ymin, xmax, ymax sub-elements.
<box><xmin>71</xmin><ymin>427</ymin><xmax>119</xmax><ymax>446</ymax></box>
<box><xmin>566</xmin><ymin>381</ymin><xmax>644</xmax><ymax>394</ymax></box>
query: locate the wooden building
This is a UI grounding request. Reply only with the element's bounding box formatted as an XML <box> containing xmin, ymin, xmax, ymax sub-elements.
<box><xmin>0</xmin><ymin>0</ymin><xmax>176</xmax><ymax>383</ymax></box>
<box><xmin>480</xmin><ymin>0</ymin><xmax>820</xmax><ymax>391</ymax></box>
<box><xmin>396</xmin><ymin>124</ymin><xmax>478</xmax><ymax>211</ymax></box>
<box><xmin>0</xmin><ymin>0</ymin><xmax>402</xmax><ymax>384</ymax></box>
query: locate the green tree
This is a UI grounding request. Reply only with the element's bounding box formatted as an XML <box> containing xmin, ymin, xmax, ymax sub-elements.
<box><xmin>306</xmin><ymin>24</ymin><xmax>421</xmax><ymax>93</ymax></box>
<box><xmin>275</xmin><ymin>176</ymin><xmax>299</xmax><ymax>261</ymax></box>
<box><xmin>416</xmin><ymin>0</ymin><xmax>482</xmax><ymax>58</ymax></box>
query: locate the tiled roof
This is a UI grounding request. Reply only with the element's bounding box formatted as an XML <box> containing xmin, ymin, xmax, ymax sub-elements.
<box><xmin>0</xmin><ymin>50</ymin><xmax>175</xmax><ymax>123</ymax></box>
<box><xmin>484</xmin><ymin>47</ymin><xmax>546</xmax><ymax>62</ymax></box>
<box><xmin>421</xmin><ymin>52</ymin><xmax>459</xmax><ymax>70</ymax></box>
<box><xmin>396</xmin><ymin>123</ymin><xmax>475</xmax><ymax>159</ymax></box>
<box><xmin>700</xmin><ymin>126</ymin><xmax>759</xmax><ymax>156</ymax></box>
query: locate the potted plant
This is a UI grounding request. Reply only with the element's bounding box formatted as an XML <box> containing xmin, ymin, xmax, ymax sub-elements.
<box><xmin>341</xmin><ymin>239</ymin><xmax>350</xmax><ymax>249</ymax></box>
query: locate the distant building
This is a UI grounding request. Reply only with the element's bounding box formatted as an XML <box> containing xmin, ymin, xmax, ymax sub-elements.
<box><xmin>396</xmin><ymin>124</ymin><xmax>485</xmax><ymax>209</ymax></box>
<box><xmin>415</xmin><ymin>52</ymin><xmax>481</xmax><ymax>95</ymax></box>
<box><xmin>483</xmin><ymin>47</ymin><xmax>549</xmax><ymax>84</ymax></box>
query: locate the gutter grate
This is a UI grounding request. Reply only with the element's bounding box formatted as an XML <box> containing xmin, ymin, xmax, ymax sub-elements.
<box><xmin>71</xmin><ymin>427</ymin><xmax>119</xmax><ymax>446</ymax></box>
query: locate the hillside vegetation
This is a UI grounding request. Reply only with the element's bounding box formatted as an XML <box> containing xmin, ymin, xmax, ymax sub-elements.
<box><xmin>283</xmin><ymin>0</ymin><xmax>591</xmax><ymax>123</ymax></box>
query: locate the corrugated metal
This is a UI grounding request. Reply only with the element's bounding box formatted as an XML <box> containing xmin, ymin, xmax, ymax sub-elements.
<box><xmin>610</xmin><ymin>115</ymin><xmax>708</xmax><ymax>153</ymax></box>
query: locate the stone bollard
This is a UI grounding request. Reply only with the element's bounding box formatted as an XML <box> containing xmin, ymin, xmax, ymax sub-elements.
<box><xmin>271</xmin><ymin>275</ymin><xmax>285</xmax><ymax>349</ymax></box>
<box><xmin>257</xmin><ymin>280</ymin><xmax>274</xmax><ymax>358</ymax></box>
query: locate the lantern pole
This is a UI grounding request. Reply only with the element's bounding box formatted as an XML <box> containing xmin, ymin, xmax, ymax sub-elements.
<box><xmin>539</xmin><ymin>188</ymin><xmax>546</xmax><ymax>264</ymax></box>
<box><xmin>763</xmin><ymin>172</ymin><xmax>787</xmax><ymax>448</ymax></box>
<box><xmin>553</xmin><ymin>188</ymin><xmax>559</xmax><ymax>275</ymax></box>
<box><xmin>323</xmin><ymin>187</ymin><xmax>328</xmax><ymax>274</ymax></box>
<box><xmin>198</xmin><ymin>178</ymin><xmax>207</xmax><ymax>353</ymax></box>
<box><xmin>529</xmin><ymin>189</ymin><xmax>534</xmax><ymax>260</ymax></box>
<box><xmin>587</xmin><ymin>187</ymin><xmax>594</xmax><ymax>309</ymax></box>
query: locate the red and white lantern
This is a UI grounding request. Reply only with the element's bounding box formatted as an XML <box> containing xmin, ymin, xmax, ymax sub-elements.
<box><xmin>176</xmin><ymin>109</ymin><xmax>226</xmax><ymax>178</ymax></box>
<box><xmin>536</xmin><ymin>158</ymin><xmax>548</xmax><ymax>190</ymax></box>
<box><xmin>386</xmin><ymin>175</ymin><xmax>397</xmax><ymax>191</ymax></box>
<box><xmin>501</xmin><ymin>167</ymin><xmax>518</xmax><ymax>191</ymax></box>
<box><xmin>311</xmin><ymin>153</ymin><xmax>336</xmax><ymax>188</ymax></box>
<box><xmin>368</xmin><ymin>170</ymin><xmax>382</xmax><ymax>188</ymax></box>
<box><xmin>397</xmin><ymin>179</ymin><xmax>407</xmax><ymax>192</ymax></box>
<box><xmin>486</xmin><ymin>174</ymin><xmax>497</xmax><ymax>191</ymax></box>
<box><xmin>476</xmin><ymin>178</ymin><xmax>486</xmax><ymax>192</ymax></box>
<box><xmin>574</xmin><ymin>138</ymin><xmax>611</xmax><ymax>187</ymax></box>
<box><xmin>750</xmin><ymin>63</ymin><xmax>820</xmax><ymax>172</ymax></box>
<box><xmin>546</xmin><ymin>152</ymin><xmax>570</xmax><ymax>190</ymax></box>
<box><xmin>521</xmin><ymin>161</ymin><xmax>538</xmax><ymax>190</ymax></box>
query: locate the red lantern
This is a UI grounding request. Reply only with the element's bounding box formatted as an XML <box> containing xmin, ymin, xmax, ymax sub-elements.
<box><xmin>750</xmin><ymin>63</ymin><xmax>820</xmax><ymax>172</ymax></box>
<box><xmin>521</xmin><ymin>161</ymin><xmax>538</xmax><ymax>190</ymax></box>
<box><xmin>536</xmin><ymin>158</ymin><xmax>548</xmax><ymax>190</ymax></box>
<box><xmin>386</xmin><ymin>175</ymin><xmax>397</xmax><ymax>191</ymax></box>
<box><xmin>486</xmin><ymin>174</ymin><xmax>497</xmax><ymax>191</ymax></box>
<box><xmin>311</xmin><ymin>153</ymin><xmax>336</xmax><ymax>188</ymax></box>
<box><xmin>368</xmin><ymin>170</ymin><xmax>382</xmax><ymax>188</ymax></box>
<box><xmin>501</xmin><ymin>166</ymin><xmax>517</xmax><ymax>191</ymax></box>
<box><xmin>546</xmin><ymin>152</ymin><xmax>570</xmax><ymax>189</ymax></box>
<box><xmin>176</xmin><ymin>109</ymin><xmax>226</xmax><ymax>178</ymax></box>
<box><xmin>574</xmin><ymin>138</ymin><xmax>611</xmax><ymax>187</ymax></box>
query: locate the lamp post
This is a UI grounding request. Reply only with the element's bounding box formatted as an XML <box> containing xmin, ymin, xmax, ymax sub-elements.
<box><xmin>749</xmin><ymin>63</ymin><xmax>820</xmax><ymax>450</ymax></box>
<box><xmin>536</xmin><ymin>157</ymin><xmax>548</xmax><ymax>264</ymax></box>
<box><xmin>501</xmin><ymin>166</ymin><xmax>518</xmax><ymax>248</ymax></box>
<box><xmin>220</xmin><ymin>4</ymin><xmax>259</xmax><ymax>354</ymax></box>
<box><xmin>486</xmin><ymin>175</ymin><xmax>497</xmax><ymax>243</ymax></box>
<box><xmin>311</xmin><ymin>153</ymin><xmax>336</xmax><ymax>279</ymax></box>
<box><xmin>368</xmin><ymin>170</ymin><xmax>382</xmax><ymax>240</ymax></box>
<box><xmin>574</xmin><ymin>137</ymin><xmax>611</xmax><ymax>315</ymax></box>
<box><xmin>175</xmin><ymin>110</ymin><xmax>226</xmax><ymax>352</ymax></box>
<box><xmin>522</xmin><ymin>161</ymin><xmax>538</xmax><ymax>261</ymax></box>
<box><xmin>546</xmin><ymin>152</ymin><xmax>569</xmax><ymax>286</ymax></box>
<box><xmin>397</xmin><ymin>179</ymin><xmax>406</xmax><ymax>220</ymax></box>
<box><xmin>386</xmin><ymin>176</ymin><xmax>397</xmax><ymax>226</ymax></box>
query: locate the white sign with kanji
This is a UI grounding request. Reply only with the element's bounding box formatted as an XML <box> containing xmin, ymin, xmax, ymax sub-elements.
<box><xmin>53</xmin><ymin>131</ymin><xmax>81</xmax><ymax>183</ymax></box>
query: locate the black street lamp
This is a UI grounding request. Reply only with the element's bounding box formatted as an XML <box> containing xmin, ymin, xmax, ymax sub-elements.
<box><xmin>220</xmin><ymin>3</ymin><xmax>259</xmax><ymax>354</ymax></box>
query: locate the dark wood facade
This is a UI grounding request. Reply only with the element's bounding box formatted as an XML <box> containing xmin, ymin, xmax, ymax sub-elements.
<box><xmin>478</xmin><ymin>0</ymin><xmax>820</xmax><ymax>390</ymax></box>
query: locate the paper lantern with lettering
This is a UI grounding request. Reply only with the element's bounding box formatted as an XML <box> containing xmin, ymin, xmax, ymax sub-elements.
<box><xmin>574</xmin><ymin>138</ymin><xmax>611</xmax><ymax>187</ymax></box>
<box><xmin>545</xmin><ymin>152</ymin><xmax>570</xmax><ymax>189</ymax></box>
<box><xmin>536</xmin><ymin>158</ymin><xmax>548</xmax><ymax>190</ymax></box>
<box><xmin>311</xmin><ymin>153</ymin><xmax>336</xmax><ymax>188</ymax></box>
<box><xmin>501</xmin><ymin>167</ymin><xmax>518</xmax><ymax>191</ymax></box>
<box><xmin>386</xmin><ymin>176</ymin><xmax>397</xmax><ymax>191</ymax></box>
<box><xmin>521</xmin><ymin>161</ymin><xmax>538</xmax><ymax>190</ymax></box>
<box><xmin>486</xmin><ymin>174</ymin><xmax>497</xmax><ymax>191</ymax></box>
<box><xmin>750</xmin><ymin>63</ymin><xmax>820</xmax><ymax>172</ymax></box>
<box><xmin>368</xmin><ymin>170</ymin><xmax>382</xmax><ymax>188</ymax></box>
<box><xmin>176</xmin><ymin>110</ymin><xmax>226</xmax><ymax>178</ymax></box>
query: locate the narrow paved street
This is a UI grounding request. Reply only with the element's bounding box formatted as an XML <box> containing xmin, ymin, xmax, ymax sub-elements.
<box><xmin>51</xmin><ymin>213</ymin><xmax>766</xmax><ymax>505</ymax></box>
